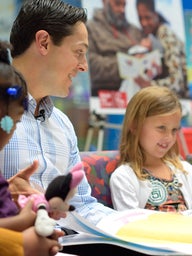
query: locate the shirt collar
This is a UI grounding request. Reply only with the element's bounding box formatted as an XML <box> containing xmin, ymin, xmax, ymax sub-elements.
<box><xmin>28</xmin><ymin>93</ymin><xmax>54</xmax><ymax>119</ymax></box>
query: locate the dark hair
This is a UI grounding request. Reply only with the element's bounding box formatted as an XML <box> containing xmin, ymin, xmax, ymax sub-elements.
<box><xmin>10</xmin><ymin>0</ymin><xmax>87</xmax><ymax>57</ymax></box>
<box><xmin>136</xmin><ymin>0</ymin><xmax>168</xmax><ymax>24</ymax></box>
<box><xmin>0</xmin><ymin>41</ymin><xmax>28</xmax><ymax>109</ymax></box>
<box><xmin>136</xmin><ymin>0</ymin><xmax>155</xmax><ymax>12</ymax></box>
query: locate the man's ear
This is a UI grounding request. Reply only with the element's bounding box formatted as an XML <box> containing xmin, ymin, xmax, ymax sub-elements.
<box><xmin>35</xmin><ymin>30</ymin><xmax>50</xmax><ymax>55</ymax></box>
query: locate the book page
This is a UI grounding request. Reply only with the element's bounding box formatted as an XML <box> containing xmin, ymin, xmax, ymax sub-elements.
<box><xmin>97</xmin><ymin>209</ymin><xmax>192</xmax><ymax>254</ymax></box>
<box><xmin>59</xmin><ymin>210</ymin><xmax>192</xmax><ymax>255</ymax></box>
<box><xmin>56</xmin><ymin>212</ymin><xmax>91</xmax><ymax>233</ymax></box>
<box><xmin>117</xmin><ymin>50</ymin><xmax>162</xmax><ymax>80</ymax></box>
<box><xmin>56</xmin><ymin>253</ymin><xmax>78</xmax><ymax>256</ymax></box>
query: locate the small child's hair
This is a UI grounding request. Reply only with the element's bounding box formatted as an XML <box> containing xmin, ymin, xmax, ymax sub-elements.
<box><xmin>119</xmin><ymin>86</ymin><xmax>185</xmax><ymax>179</ymax></box>
<box><xmin>0</xmin><ymin>41</ymin><xmax>11</xmax><ymax>65</ymax></box>
<box><xmin>0</xmin><ymin>41</ymin><xmax>28</xmax><ymax>110</ymax></box>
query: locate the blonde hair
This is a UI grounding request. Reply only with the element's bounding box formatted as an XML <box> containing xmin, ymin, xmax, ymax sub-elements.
<box><xmin>119</xmin><ymin>86</ymin><xmax>185</xmax><ymax>179</ymax></box>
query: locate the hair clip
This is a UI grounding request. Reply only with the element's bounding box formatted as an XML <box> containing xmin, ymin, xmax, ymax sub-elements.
<box><xmin>7</xmin><ymin>85</ymin><xmax>28</xmax><ymax>110</ymax></box>
<box><xmin>0</xmin><ymin>85</ymin><xmax>22</xmax><ymax>99</ymax></box>
<box><xmin>23</xmin><ymin>96</ymin><xmax>28</xmax><ymax>111</ymax></box>
<box><xmin>6</xmin><ymin>85</ymin><xmax>22</xmax><ymax>98</ymax></box>
<box><xmin>0</xmin><ymin>115</ymin><xmax>14</xmax><ymax>134</ymax></box>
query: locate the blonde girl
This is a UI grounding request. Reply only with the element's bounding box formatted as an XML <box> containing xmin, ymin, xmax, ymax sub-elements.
<box><xmin>110</xmin><ymin>86</ymin><xmax>192</xmax><ymax>212</ymax></box>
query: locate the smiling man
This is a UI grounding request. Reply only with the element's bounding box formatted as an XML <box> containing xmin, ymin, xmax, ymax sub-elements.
<box><xmin>1</xmin><ymin>0</ymin><xmax>116</xmax><ymax>225</ymax></box>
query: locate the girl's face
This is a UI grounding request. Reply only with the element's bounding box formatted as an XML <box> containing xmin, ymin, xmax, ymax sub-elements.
<box><xmin>139</xmin><ymin>110</ymin><xmax>181</xmax><ymax>162</ymax></box>
<box><xmin>0</xmin><ymin>97</ymin><xmax>24</xmax><ymax>150</ymax></box>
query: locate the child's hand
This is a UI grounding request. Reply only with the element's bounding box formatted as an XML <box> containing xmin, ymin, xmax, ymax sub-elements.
<box><xmin>49</xmin><ymin>209</ymin><xmax>67</xmax><ymax>220</ymax></box>
<box><xmin>8</xmin><ymin>160</ymin><xmax>41</xmax><ymax>202</ymax></box>
<box><xmin>23</xmin><ymin>226</ymin><xmax>63</xmax><ymax>256</ymax></box>
<box><xmin>18</xmin><ymin>199</ymin><xmax>36</xmax><ymax>229</ymax></box>
<box><xmin>50</xmin><ymin>229</ymin><xmax>64</xmax><ymax>241</ymax></box>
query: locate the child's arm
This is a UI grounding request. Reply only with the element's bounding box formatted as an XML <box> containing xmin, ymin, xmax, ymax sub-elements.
<box><xmin>0</xmin><ymin>200</ymin><xmax>36</xmax><ymax>232</ymax></box>
<box><xmin>0</xmin><ymin>227</ymin><xmax>63</xmax><ymax>256</ymax></box>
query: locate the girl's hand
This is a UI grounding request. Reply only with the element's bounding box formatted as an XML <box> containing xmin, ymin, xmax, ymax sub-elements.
<box><xmin>23</xmin><ymin>227</ymin><xmax>63</xmax><ymax>256</ymax></box>
<box><xmin>18</xmin><ymin>200</ymin><xmax>36</xmax><ymax>229</ymax></box>
<box><xmin>8</xmin><ymin>160</ymin><xmax>42</xmax><ymax>202</ymax></box>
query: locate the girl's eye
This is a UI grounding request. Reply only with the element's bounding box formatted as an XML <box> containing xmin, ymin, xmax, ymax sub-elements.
<box><xmin>158</xmin><ymin>126</ymin><xmax>166</xmax><ymax>131</ymax></box>
<box><xmin>172</xmin><ymin>128</ymin><xmax>179</xmax><ymax>134</ymax></box>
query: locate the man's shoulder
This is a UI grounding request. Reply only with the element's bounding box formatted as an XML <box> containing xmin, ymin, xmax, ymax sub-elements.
<box><xmin>86</xmin><ymin>9</ymin><xmax>105</xmax><ymax>28</ymax></box>
<box><xmin>53</xmin><ymin>106</ymin><xmax>70</xmax><ymax>121</ymax></box>
<box><xmin>51</xmin><ymin>107</ymin><xmax>76</xmax><ymax>134</ymax></box>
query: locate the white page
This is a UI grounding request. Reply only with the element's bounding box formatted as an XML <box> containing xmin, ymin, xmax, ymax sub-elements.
<box><xmin>59</xmin><ymin>209</ymin><xmax>192</xmax><ymax>255</ymax></box>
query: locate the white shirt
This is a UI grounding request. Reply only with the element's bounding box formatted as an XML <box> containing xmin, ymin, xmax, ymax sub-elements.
<box><xmin>110</xmin><ymin>160</ymin><xmax>192</xmax><ymax>211</ymax></box>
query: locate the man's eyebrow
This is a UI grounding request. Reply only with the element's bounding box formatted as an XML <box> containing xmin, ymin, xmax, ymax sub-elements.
<box><xmin>78</xmin><ymin>42</ymin><xmax>88</xmax><ymax>50</ymax></box>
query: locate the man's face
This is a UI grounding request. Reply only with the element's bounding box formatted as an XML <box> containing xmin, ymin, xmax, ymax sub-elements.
<box><xmin>41</xmin><ymin>22</ymin><xmax>89</xmax><ymax>98</ymax></box>
<box><xmin>109</xmin><ymin>0</ymin><xmax>126</xmax><ymax>16</ymax></box>
<box><xmin>105</xmin><ymin>0</ymin><xmax>127</xmax><ymax>29</ymax></box>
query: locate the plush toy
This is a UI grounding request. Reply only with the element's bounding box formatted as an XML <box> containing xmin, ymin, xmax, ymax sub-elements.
<box><xmin>18</xmin><ymin>162</ymin><xmax>84</xmax><ymax>237</ymax></box>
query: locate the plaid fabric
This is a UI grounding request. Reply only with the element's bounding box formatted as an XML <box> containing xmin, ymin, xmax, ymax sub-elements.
<box><xmin>80</xmin><ymin>151</ymin><xmax>119</xmax><ymax>208</ymax></box>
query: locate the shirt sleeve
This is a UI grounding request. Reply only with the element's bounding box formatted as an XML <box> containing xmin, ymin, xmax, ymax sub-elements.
<box><xmin>110</xmin><ymin>165</ymin><xmax>141</xmax><ymax>210</ymax></box>
<box><xmin>0</xmin><ymin>228</ymin><xmax>23</xmax><ymax>256</ymax></box>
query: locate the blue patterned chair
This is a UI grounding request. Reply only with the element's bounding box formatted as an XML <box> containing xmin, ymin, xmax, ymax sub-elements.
<box><xmin>80</xmin><ymin>150</ymin><xmax>119</xmax><ymax>208</ymax></box>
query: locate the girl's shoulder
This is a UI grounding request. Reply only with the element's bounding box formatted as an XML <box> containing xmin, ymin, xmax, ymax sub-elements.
<box><xmin>168</xmin><ymin>160</ymin><xmax>192</xmax><ymax>175</ymax></box>
<box><xmin>181</xmin><ymin>160</ymin><xmax>192</xmax><ymax>171</ymax></box>
<box><xmin>111</xmin><ymin>163</ymin><xmax>136</xmax><ymax>179</ymax></box>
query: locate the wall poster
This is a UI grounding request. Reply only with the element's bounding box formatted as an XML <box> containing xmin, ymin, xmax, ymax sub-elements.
<box><xmin>82</xmin><ymin>0</ymin><xmax>187</xmax><ymax>116</ymax></box>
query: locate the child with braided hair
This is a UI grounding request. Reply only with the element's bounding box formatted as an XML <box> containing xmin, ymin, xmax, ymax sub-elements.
<box><xmin>0</xmin><ymin>41</ymin><xmax>64</xmax><ymax>256</ymax></box>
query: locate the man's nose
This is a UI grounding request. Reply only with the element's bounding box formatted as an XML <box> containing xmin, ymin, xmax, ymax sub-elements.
<box><xmin>77</xmin><ymin>58</ymin><xmax>88</xmax><ymax>72</ymax></box>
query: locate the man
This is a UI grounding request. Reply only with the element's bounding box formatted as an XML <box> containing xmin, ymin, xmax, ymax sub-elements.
<box><xmin>0</xmin><ymin>1</ymin><xmax>151</xmax><ymax>255</ymax></box>
<box><xmin>0</xmin><ymin>0</ymin><xmax>114</xmax><ymax>226</ymax></box>
<box><xmin>86</xmin><ymin>0</ymin><xmax>144</xmax><ymax>96</ymax></box>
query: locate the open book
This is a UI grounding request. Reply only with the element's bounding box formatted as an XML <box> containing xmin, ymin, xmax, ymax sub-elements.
<box><xmin>117</xmin><ymin>50</ymin><xmax>162</xmax><ymax>80</ymax></box>
<box><xmin>58</xmin><ymin>209</ymin><xmax>192</xmax><ymax>255</ymax></box>
<box><xmin>116</xmin><ymin>50</ymin><xmax>162</xmax><ymax>101</ymax></box>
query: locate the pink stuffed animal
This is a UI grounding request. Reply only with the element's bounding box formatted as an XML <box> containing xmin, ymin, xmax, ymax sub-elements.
<box><xmin>18</xmin><ymin>162</ymin><xmax>84</xmax><ymax>236</ymax></box>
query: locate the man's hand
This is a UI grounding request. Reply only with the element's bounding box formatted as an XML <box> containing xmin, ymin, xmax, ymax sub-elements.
<box><xmin>134</xmin><ymin>76</ymin><xmax>151</xmax><ymax>88</ymax></box>
<box><xmin>8</xmin><ymin>160</ymin><xmax>42</xmax><ymax>202</ymax></box>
